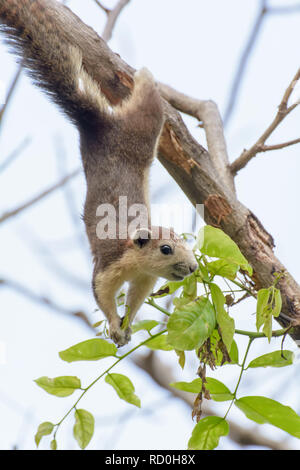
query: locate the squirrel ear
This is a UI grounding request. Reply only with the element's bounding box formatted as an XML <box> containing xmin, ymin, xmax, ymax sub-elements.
<box><xmin>131</xmin><ymin>228</ymin><xmax>152</xmax><ymax>248</ymax></box>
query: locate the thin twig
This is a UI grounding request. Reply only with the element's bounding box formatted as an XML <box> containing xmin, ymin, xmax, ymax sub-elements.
<box><xmin>223</xmin><ymin>0</ymin><xmax>268</xmax><ymax>126</ymax></box>
<box><xmin>270</xmin><ymin>4</ymin><xmax>300</xmax><ymax>14</ymax></box>
<box><xmin>93</xmin><ymin>0</ymin><xmax>111</xmax><ymax>14</ymax></box>
<box><xmin>0</xmin><ymin>64</ymin><xmax>23</xmax><ymax>125</ymax></box>
<box><xmin>0</xmin><ymin>168</ymin><xmax>80</xmax><ymax>224</ymax></box>
<box><xmin>258</xmin><ymin>137</ymin><xmax>300</xmax><ymax>152</ymax></box>
<box><xmin>0</xmin><ymin>136</ymin><xmax>31</xmax><ymax>173</ymax></box>
<box><xmin>102</xmin><ymin>0</ymin><xmax>131</xmax><ymax>42</ymax></box>
<box><xmin>0</xmin><ymin>277</ymin><xmax>93</xmax><ymax>328</ymax></box>
<box><xmin>230</xmin><ymin>68</ymin><xmax>300</xmax><ymax>175</ymax></box>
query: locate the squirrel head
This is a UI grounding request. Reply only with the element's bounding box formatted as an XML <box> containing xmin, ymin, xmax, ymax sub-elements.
<box><xmin>129</xmin><ymin>227</ymin><xmax>198</xmax><ymax>281</ymax></box>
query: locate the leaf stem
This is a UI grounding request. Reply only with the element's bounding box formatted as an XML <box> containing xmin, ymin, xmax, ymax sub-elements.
<box><xmin>146</xmin><ymin>298</ymin><xmax>171</xmax><ymax>316</ymax></box>
<box><xmin>224</xmin><ymin>337</ymin><xmax>253</xmax><ymax>419</ymax></box>
<box><xmin>235</xmin><ymin>327</ymin><xmax>291</xmax><ymax>338</ymax></box>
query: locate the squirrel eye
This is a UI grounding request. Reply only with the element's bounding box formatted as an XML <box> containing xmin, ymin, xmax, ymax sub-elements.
<box><xmin>160</xmin><ymin>245</ymin><xmax>173</xmax><ymax>255</ymax></box>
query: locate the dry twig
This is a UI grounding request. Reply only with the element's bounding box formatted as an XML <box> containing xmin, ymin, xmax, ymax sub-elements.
<box><xmin>231</xmin><ymin>68</ymin><xmax>300</xmax><ymax>175</ymax></box>
<box><xmin>0</xmin><ymin>168</ymin><xmax>80</xmax><ymax>224</ymax></box>
<box><xmin>101</xmin><ymin>0</ymin><xmax>131</xmax><ymax>42</ymax></box>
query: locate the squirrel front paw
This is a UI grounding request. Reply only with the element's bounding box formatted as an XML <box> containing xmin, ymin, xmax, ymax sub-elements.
<box><xmin>109</xmin><ymin>322</ymin><xmax>132</xmax><ymax>348</ymax></box>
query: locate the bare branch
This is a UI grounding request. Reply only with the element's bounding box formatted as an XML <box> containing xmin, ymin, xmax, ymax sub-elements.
<box><xmin>0</xmin><ymin>277</ymin><xmax>94</xmax><ymax>329</ymax></box>
<box><xmin>269</xmin><ymin>3</ymin><xmax>300</xmax><ymax>14</ymax></box>
<box><xmin>231</xmin><ymin>68</ymin><xmax>300</xmax><ymax>175</ymax></box>
<box><xmin>258</xmin><ymin>137</ymin><xmax>300</xmax><ymax>153</ymax></box>
<box><xmin>223</xmin><ymin>0</ymin><xmax>268</xmax><ymax>126</ymax></box>
<box><xmin>93</xmin><ymin>0</ymin><xmax>111</xmax><ymax>14</ymax></box>
<box><xmin>0</xmin><ymin>168</ymin><xmax>80</xmax><ymax>224</ymax></box>
<box><xmin>0</xmin><ymin>63</ymin><xmax>22</xmax><ymax>125</ymax></box>
<box><xmin>102</xmin><ymin>0</ymin><xmax>130</xmax><ymax>42</ymax></box>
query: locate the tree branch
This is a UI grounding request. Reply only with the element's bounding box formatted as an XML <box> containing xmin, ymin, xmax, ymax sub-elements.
<box><xmin>0</xmin><ymin>168</ymin><xmax>80</xmax><ymax>224</ymax></box>
<box><xmin>0</xmin><ymin>277</ymin><xmax>94</xmax><ymax>329</ymax></box>
<box><xmin>223</xmin><ymin>0</ymin><xmax>268</xmax><ymax>126</ymax></box>
<box><xmin>101</xmin><ymin>0</ymin><xmax>131</xmax><ymax>42</ymax></box>
<box><xmin>1</xmin><ymin>0</ymin><xmax>300</xmax><ymax>342</ymax></box>
<box><xmin>158</xmin><ymin>83</ymin><xmax>235</xmax><ymax>194</ymax></box>
<box><xmin>0</xmin><ymin>63</ymin><xmax>22</xmax><ymax>125</ymax></box>
<box><xmin>231</xmin><ymin>68</ymin><xmax>300</xmax><ymax>175</ymax></box>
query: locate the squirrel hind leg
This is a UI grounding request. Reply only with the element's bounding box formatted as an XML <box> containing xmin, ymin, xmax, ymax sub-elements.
<box><xmin>116</xmin><ymin>67</ymin><xmax>164</xmax><ymax>134</ymax></box>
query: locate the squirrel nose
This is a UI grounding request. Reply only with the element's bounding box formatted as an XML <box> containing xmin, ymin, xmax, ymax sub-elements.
<box><xmin>189</xmin><ymin>263</ymin><xmax>198</xmax><ymax>273</ymax></box>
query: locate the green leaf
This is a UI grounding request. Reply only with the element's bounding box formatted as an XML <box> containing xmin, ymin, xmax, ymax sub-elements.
<box><xmin>262</xmin><ymin>312</ymin><xmax>273</xmax><ymax>342</ymax></box>
<box><xmin>197</xmin><ymin>263</ymin><xmax>211</xmax><ymax>283</ymax></box>
<box><xmin>188</xmin><ymin>416</ymin><xmax>229</xmax><ymax>450</ymax></box>
<box><xmin>273</xmin><ymin>288</ymin><xmax>282</xmax><ymax>317</ymax></box>
<box><xmin>196</xmin><ymin>225</ymin><xmax>252</xmax><ymax>275</ymax></box>
<box><xmin>167</xmin><ymin>297</ymin><xmax>216</xmax><ymax>351</ymax></box>
<box><xmin>247</xmin><ymin>350</ymin><xmax>294</xmax><ymax>368</ymax></box>
<box><xmin>73</xmin><ymin>409</ymin><xmax>94</xmax><ymax>449</ymax></box>
<box><xmin>226</xmin><ymin>339</ymin><xmax>239</xmax><ymax>365</ymax></box>
<box><xmin>205</xmin><ymin>378</ymin><xmax>234</xmax><ymax>402</ymax></box>
<box><xmin>206</xmin><ymin>259</ymin><xmax>239</xmax><ymax>281</ymax></box>
<box><xmin>235</xmin><ymin>396</ymin><xmax>300</xmax><ymax>438</ymax></box>
<box><xmin>256</xmin><ymin>288</ymin><xmax>271</xmax><ymax>331</ymax></box>
<box><xmin>50</xmin><ymin>439</ymin><xmax>57</xmax><ymax>450</ymax></box>
<box><xmin>210</xmin><ymin>283</ymin><xmax>235</xmax><ymax>351</ymax></box>
<box><xmin>92</xmin><ymin>320</ymin><xmax>104</xmax><ymax>328</ymax></box>
<box><xmin>105</xmin><ymin>373</ymin><xmax>141</xmax><ymax>407</ymax></box>
<box><xmin>34</xmin><ymin>376</ymin><xmax>81</xmax><ymax>397</ymax></box>
<box><xmin>170</xmin><ymin>378</ymin><xmax>233</xmax><ymax>401</ymax></box>
<box><xmin>121</xmin><ymin>311</ymin><xmax>130</xmax><ymax>330</ymax></box>
<box><xmin>170</xmin><ymin>378</ymin><xmax>203</xmax><ymax>393</ymax></box>
<box><xmin>145</xmin><ymin>334</ymin><xmax>173</xmax><ymax>351</ymax></box>
<box><xmin>59</xmin><ymin>338</ymin><xmax>117</xmax><ymax>362</ymax></box>
<box><xmin>131</xmin><ymin>320</ymin><xmax>160</xmax><ymax>334</ymax></box>
<box><xmin>35</xmin><ymin>422</ymin><xmax>54</xmax><ymax>447</ymax></box>
<box><xmin>151</xmin><ymin>280</ymin><xmax>186</xmax><ymax>298</ymax></box>
<box><xmin>175</xmin><ymin>349</ymin><xmax>186</xmax><ymax>369</ymax></box>
<box><xmin>173</xmin><ymin>274</ymin><xmax>198</xmax><ymax>308</ymax></box>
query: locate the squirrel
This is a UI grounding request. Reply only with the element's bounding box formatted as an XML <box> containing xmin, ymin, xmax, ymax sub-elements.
<box><xmin>0</xmin><ymin>0</ymin><xmax>198</xmax><ymax>346</ymax></box>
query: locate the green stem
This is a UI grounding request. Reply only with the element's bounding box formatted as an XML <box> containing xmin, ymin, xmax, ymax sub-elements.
<box><xmin>235</xmin><ymin>327</ymin><xmax>290</xmax><ymax>338</ymax></box>
<box><xmin>224</xmin><ymin>337</ymin><xmax>253</xmax><ymax>420</ymax></box>
<box><xmin>146</xmin><ymin>298</ymin><xmax>170</xmax><ymax>316</ymax></box>
<box><xmin>230</xmin><ymin>279</ymin><xmax>256</xmax><ymax>298</ymax></box>
<box><xmin>53</xmin><ymin>329</ymin><xmax>167</xmax><ymax>438</ymax></box>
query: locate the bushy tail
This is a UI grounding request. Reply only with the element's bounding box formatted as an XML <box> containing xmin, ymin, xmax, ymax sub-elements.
<box><xmin>0</xmin><ymin>0</ymin><xmax>109</xmax><ymax>127</ymax></box>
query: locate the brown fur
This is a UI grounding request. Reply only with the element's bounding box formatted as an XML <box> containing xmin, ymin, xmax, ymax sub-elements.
<box><xmin>0</xmin><ymin>1</ymin><xmax>198</xmax><ymax>347</ymax></box>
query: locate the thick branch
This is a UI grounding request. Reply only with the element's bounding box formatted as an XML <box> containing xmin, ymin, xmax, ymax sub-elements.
<box><xmin>158</xmin><ymin>83</ymin><xmax>235</xmax><ymax>194</ymax></box>
<box><xmin>1</xmin><ymin>0</ymin><xmax>300</xmax><ymax>341</ymax></box>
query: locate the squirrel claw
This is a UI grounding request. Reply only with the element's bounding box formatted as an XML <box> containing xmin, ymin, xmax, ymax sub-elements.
<box><xmin>110</xmin><ymin>326</ymin><xmax>132</xmax><ymax>348</ymax></box>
